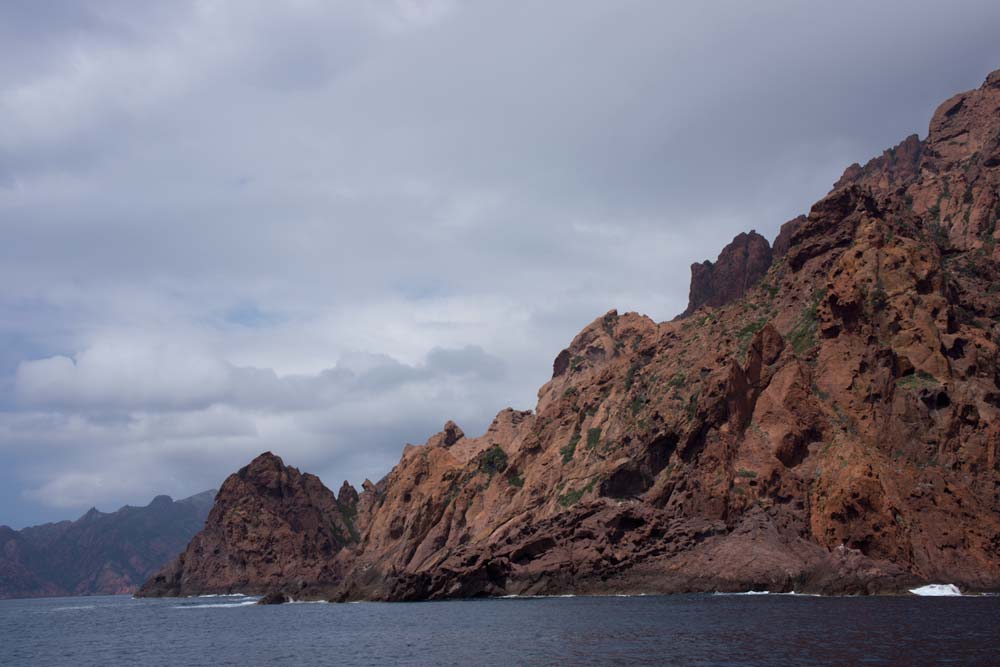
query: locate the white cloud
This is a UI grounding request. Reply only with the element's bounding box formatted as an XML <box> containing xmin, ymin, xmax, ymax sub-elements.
<box><xmin>16</xmin><ymin>336</ymin><xmax>232</xmax><ymax>410</ymax></box>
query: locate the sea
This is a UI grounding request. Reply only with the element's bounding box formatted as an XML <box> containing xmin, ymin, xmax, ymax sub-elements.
<box><xmin>1</xmin><ymin>592</ymin><xmax>998</xmax><ymax>666</ymax></box>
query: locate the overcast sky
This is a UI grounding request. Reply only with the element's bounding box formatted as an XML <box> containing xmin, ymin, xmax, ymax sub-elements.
<box><xmin>2</xmin><ymin>0</ymin><xmax>998</xmax><ymax>527</ymax></box>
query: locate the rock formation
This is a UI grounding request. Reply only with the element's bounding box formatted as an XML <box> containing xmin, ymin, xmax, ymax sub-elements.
<box><xmin>141</xmin><ymin>69</ymin><xmax>1000</xmax><ymax>601</ymax></box>
<box><xmin>679</xmin><ymin>230</ymin><xmax>774</xmax><ymax>318</ymax></box>
<box><xmin>835</xmin><ymin>69</ymin><xmax>1000</xmax><ymax>256</ymax></box>
<box><xmin>0</xmin><ymin>491</ymin><xmax>214</xmax><ymax>599</ymax></box>
<box><xmin>772</xmin><ymin>215</ymin><xmax>806</xmax><ymax>259</ymax></box>
<box><xmin>140</xmin><ymin>452</ymin><xmax>357</xmax><ymax>597</ymax></box>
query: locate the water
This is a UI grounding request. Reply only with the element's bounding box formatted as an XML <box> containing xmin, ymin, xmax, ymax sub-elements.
<box><xmin>2</xmin><ymin>593</ymin><xmax>998</xmax><ymax>666</ymax></box>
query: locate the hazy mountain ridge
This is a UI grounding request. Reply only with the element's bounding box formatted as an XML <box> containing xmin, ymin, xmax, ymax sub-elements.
<box><xmin>0</xmin><ymin>491</ymin><xmax>214</xmax><ymax>599</ymax></box>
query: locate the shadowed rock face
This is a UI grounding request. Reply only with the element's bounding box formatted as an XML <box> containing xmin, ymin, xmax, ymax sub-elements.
<box><xmin>137</xmin><ymin>453</ymin><xmax>358</xmax><ymax>598</ymax></box>
<box><xmin>679</xmin><ymin>230</ymin><xmax>773</xmax><ymax>318</ymax></box>
<box><xmin>772</xmin><ymin>215</ymin><xmax>807</xmax><ymax>259</ymax></box>
<box><xmin>142</xmin><ymin>69</ymin><xmax>1000</xmax><ymax>601</ymax></box>
<box><xmin>0</xmin><ymin>491</ymin><xmax>214</xmax><ymax>599</ymax></box>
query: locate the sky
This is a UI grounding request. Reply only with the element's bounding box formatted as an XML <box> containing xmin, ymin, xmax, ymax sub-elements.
<box><xmin>2</xmin><ymin>0</ymin><xmax>999</xmax><ymax>528</ymax></box>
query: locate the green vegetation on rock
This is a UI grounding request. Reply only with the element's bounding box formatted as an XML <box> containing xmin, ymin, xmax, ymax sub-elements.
<box><xmin>561</xmin><ymin>431</ymin><xmax>581</xmax><ymax>463</ymax></box>
<box><xmin>586</xmin><ymin>427</ymin><xmax>602</xmax><ymax>450</ymax></box>
<box><xmin>479</xmin><ymin>445</ymin><xmax>508</xmax><ymax>475</ymax></box>
<box><xmin>897</xmin><ymin>370</ymin><xmax>939</xmax><ymax>391</ymax></box>
<box><xmin>558</xmin><ymin>480</ymin><xmax>594</xmax><ymax>507</ymax></box>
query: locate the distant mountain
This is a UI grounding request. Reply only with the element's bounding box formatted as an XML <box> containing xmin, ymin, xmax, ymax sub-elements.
<box><xmin>0</xmin><ymin>491</ymin><xmax>214</xmax><ymax>599</ymax></box>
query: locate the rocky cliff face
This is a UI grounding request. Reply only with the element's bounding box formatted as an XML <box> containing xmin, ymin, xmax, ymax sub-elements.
<box><xmin>142</xmin><ymin>69</ymin><xmax>1000</xmax><ymax>600</ymax></box>
<box><xmin>835</xmin><ymin>69</ymin><xmax>1000</xmax><ymax>256</ymax></box>
<box><xmin>0</xmin><ymin>491</ymin><xmax>214</xmax><ymax>599</ymax></box>
<box><xmin>138</xmin><ymin>453</ymin><xmax>358</xmax><ymax>597</ymax></box>
<box><xmin>679</xmin><ymin>230</ymin><xmax>774</xmax><ymax>318</ymax></box>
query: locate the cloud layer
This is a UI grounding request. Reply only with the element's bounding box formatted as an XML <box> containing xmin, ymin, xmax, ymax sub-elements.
<box><xmin>2</xmin><ymin>0</ymin><xmax>999</xmax><ymax>526</ymax></box>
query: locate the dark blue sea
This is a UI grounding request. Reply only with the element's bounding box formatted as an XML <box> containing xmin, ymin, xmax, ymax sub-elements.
<box><xmin>2</xmin><ymin>593</ymin><xmax>998</xmax><ymax>666</ymax></box>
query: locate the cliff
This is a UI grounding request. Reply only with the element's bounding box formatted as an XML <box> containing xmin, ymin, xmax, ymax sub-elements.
<box><xmin>140</xmin><ymin>453</ymin><xmax>357</xmax><ymax>597</ymax></box>
<box><xmin>679</xmin><ymin>230</ymin><xmax>774</xmax><ymax>318</ymax></box>
<box><xmin>140</xmin><ymin>69</ymin><xmax>1000</xmax><ymax>600</ymax></box>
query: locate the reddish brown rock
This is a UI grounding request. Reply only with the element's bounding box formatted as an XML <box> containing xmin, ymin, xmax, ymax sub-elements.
<box><xmin>772</xmin><ymin>215</ymin><xmax>806</xmax><ymax>259</ymax></box>
<box><xmin>337</xmin><ymin>481</ymin><xmax>359</xmax><ymax>508</ymax></box>
<box><xmin>679</xmin><ymin>230</ymin><xmax>773</xmax><ymax>318</ymax></box>
<box><xmin>137</xmin><ymin>453</ymin><xmax>358</xmax><ymax>597</ymax></box>
<box><xmin>143</xmin><ymin>68</ymin><xmax>1000</xmax><ymax>601</ymax></box>
<box><xmin>834</xmin><ymin>133</ymin><xmax>923</xmax><ymax>192</ymax></box>
<box><xmin>833</xmin><ymin>70</ymin><xmax>1000</xmax><ymax>252</ymax></box>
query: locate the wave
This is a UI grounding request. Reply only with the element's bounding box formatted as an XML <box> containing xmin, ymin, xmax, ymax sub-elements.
<box><xmin>909</xmin><ymin>584</ymin><xmax>962</xmax><ymax>597</ymax></box>
<box><xmin>173</xmin><ymin>599</ymin><xmax>260</xmax><ymax>609</ymax></box>
<box><xmin>52</xmin><ymin>605</ymin><xmax>97</xmax><ymax>611</ymax></box>
<box><xmin>712</xmin><ymin>591</ymin><xmax>821</xmax><ymax>597</ymax></box>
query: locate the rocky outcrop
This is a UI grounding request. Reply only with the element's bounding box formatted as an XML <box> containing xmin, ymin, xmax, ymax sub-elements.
<box><xmin>143</xmin><ymin>68</ymin><xmax>1000</xmax><ymax>600</ymax></box>
<box><xmin>772</xmin><ymin>215</ymin><xmax>806</xmax><ymax>259</ymax></box>
<box><xmin>679</xmin><ymin>230</ymin><xmax>773</xmax><ymax>318</ymax></box>
<box><xmin>834</xmin><ymin>71</ymin><xmax>1000</xmax><ymax>255</ymax></box>
<box><xmin>137</xmin><ymin>453</ymin><xmax>358</xmax><ymax>598</ymax></box>
<box><xmin>0</xmin><ymin>491</ymin><xmax>214</xmax><ymax>599</ymax></box>
<box><xmin>834</xmin><ymin>133</ymin><xmax>924</xmax><ymax>193</ymax></box>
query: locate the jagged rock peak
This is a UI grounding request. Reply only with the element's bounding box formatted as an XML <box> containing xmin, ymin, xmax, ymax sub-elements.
<box><xmin>679</xmin><ymin>230</ymin><xmax>773</xmax><ymax>318</ymax></box>
<box><xmin>834</xmin><ymin>133</ymin><xmax>923</xmax><ymax>192</ymax></box>
<box><xmin>830</xmin><ymin>67</ymin><xmax>1000</xmax><ymax>254</ymax></box>
<box><xmin>427</xmin><ymin>420</ymin><xmax>465</xmax><ymax>448</ymax></box>
<box><xmin>137</xmin><ymin>450</ymin><xmax>357</xmax><ymax>598</ymax></box>
<box><xmin>338</xmin><ymin>481</ymin><xmax>359</xmax><ymax>508</ymax></box>
<box><xmin>239</xmin><ymin>450</ymin><xmax>284</xmax><ymax>474</ymax></box>
<box><xmin>549</xmin><ymin>309</ymin><xmax>657</xmax><ymax>382</ymax></box>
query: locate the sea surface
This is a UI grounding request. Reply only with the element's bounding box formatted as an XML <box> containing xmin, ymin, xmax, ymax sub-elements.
<box><xmin>2</xmin><ymin>592</ymin><xmax>998</xmax><ymax>666</ymax></box>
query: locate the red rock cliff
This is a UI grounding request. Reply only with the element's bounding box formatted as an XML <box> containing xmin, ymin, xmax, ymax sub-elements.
<box><xmin>141</xmin><ymin>69</ymin><xmax>1000</xmax><ymax>600</ymax></box>
<box><xmin>139</xmin><ymin>453</ymin><xmax>358</xmax><ymax>597</ymax></box>
<box><xmin>679</xmin><ymin>230</ymin><xmax>773</xmax><ymax>318</ymax></box>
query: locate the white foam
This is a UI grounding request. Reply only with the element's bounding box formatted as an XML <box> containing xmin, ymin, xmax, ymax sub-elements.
<box><xmin>712</xmin><ymin>590</ymin><xmax>823</xmax><ymax>596</ymax></box>
<box><xmin>194</xmin><ymin>593</ymin><xmax>246</xmax><ymax>598</ymax></box>
<box><xmin>909</xmin><ymin>584</ymin><xmax>962</xmax><ymax>597</ymax></box>
<box><xmin>174</xmin><ymin>599</ymin><xmax>260</xmax><ymax>609</ymax></box>
<box><xmin>52</xmin><ymin>605</ymin><xmax>97</xmax><ymax>611</ymax></box>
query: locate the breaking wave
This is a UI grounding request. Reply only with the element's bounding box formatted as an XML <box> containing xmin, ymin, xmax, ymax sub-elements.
<box><xmin>173</xmin><ymin>599</ymin><xmax>260</xmax><ymax>609</ymax></box>
<box><xmin>909</xmin><ymin>584</ymin><xmax>962</xmax><ymax>597</ymax></box>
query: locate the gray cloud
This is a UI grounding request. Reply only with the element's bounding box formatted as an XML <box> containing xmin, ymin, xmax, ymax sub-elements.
<box><xmin>2</xmin><ymin>0</ymin><xmax>999</xmax><ymax>526</ymax></box>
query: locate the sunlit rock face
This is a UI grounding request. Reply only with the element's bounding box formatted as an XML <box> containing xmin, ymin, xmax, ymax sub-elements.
<box><xmin>142</xmin><ymin>70</ymin><xmax>1000</xmax><ymax>601</ymax></box>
